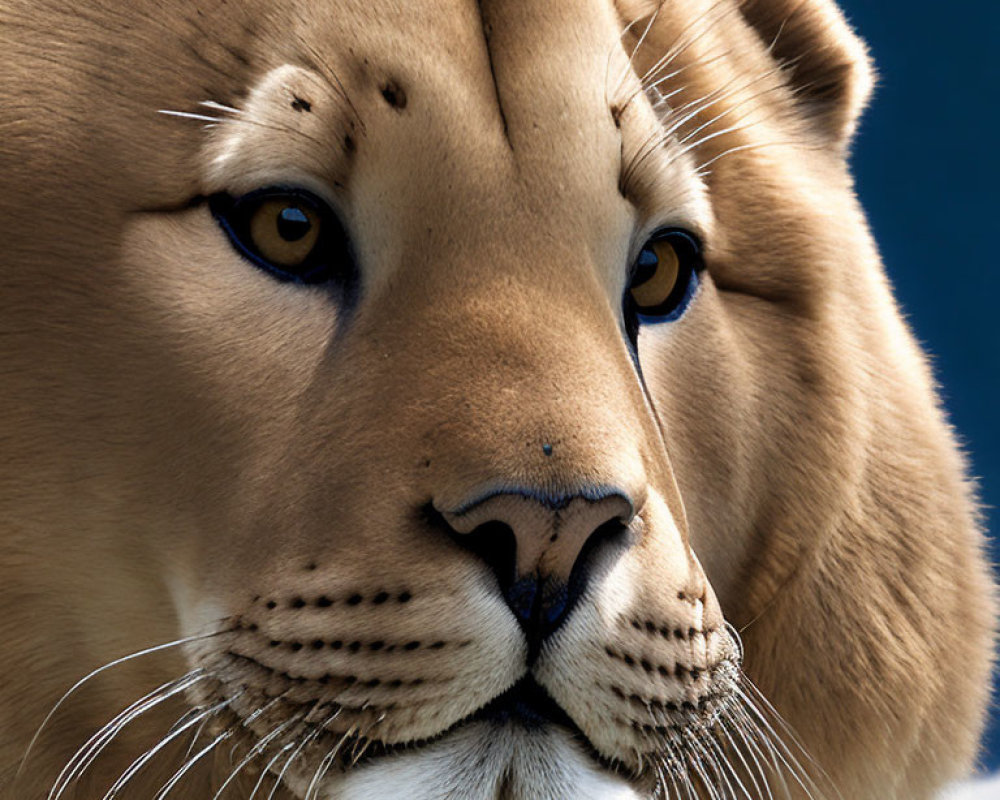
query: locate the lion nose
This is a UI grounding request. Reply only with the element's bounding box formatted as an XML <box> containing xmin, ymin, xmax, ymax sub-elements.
<box><xmin>440</xmin><ymin>490</ymin><xmax>636</xmax><ymax>651</ymax></box>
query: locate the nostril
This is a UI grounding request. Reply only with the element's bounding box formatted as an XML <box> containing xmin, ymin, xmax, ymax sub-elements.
<box><xmin>453</xmin><ymin>520</ymin><xmax>518</xmax><ymax>594</ymax></box>
<box><xmin>566</xmin><ymin>517</ymin><xmax>632</xmax><ymax>616</ymax></box>
<box><xmin>422</xmin><ymin>504</ymin><xmax>518</xmax><ymax>593</ymax></box>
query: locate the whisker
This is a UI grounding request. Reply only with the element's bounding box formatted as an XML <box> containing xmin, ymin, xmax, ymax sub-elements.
<box><xmin>20</xmin><ymin>627</ymin><xmax>231</xmax><ymax>780</ymax></box>
<box><xmin>158</xmin><ymin>103</ymin><xmax>334</xmax><ymax>152</ymax></box>
<box><xmin>677</xmin><ymin>82</ymin><xmax>787</xmax><ymax>147</ymax></box>
<box><xmin>685</xmin><ymin>736</ymin><xmax>720</xmax><ymax>800</ymax></box>
<box><xmin>606</xmin><ymin>10</ymin><xmax>653</xmax><ymax>110</ymax></box>
<box><xmin>733</xmin><ymin>687</ymin><xmax>821</xmax><ymax>800</ymax></box>
<box><xmin>622</xmin><ymin>61</ymin><xmax>792</xmax><ymax>191</ymax></box>
<box><xmin>615</xmin><ymin>6</ymin><xmax>663</xmax><ymax>101</ymax></box>
<box><xmin>99</xmin><ymin>695</ymin><xmax>233</xmax><ymax>800</ymax></box>
<box><xmin>623</xmin><ymin>66</ymin><xmax>763</xmax><ymax>187</ymax></box>
<box><xmin>707</xmin><ymin>722</ymin><xmax>754</xmax><ymax>799</ymax></box>
<box><xmin>725</xmin><ymin>622</ymin><xmax>745</xmax><ymax>664</ymax></box>
<box><xmin>47</xmin><ymin>670</ymin><xmax>208</xmax><ymax>800</ymax></box>
<box><xmin>199</xmin><ymin>100</ymin><xmax>242</xmax><ymax>114</ymax></box>
<box><xmin>739</xmin><ymin>678</ymin><xmax>825</xmax><ymax>772</ymax></box>
<box><xmin>212</xmin><ymin>712</ymin><xmax>305</xmax><ymax>800</ymax></box>
<box><xmin>303</xmin><ymin>747</ymin><xmax>337</xmax><ymax>800</ymax></box>
<box><xmin>636</xmin><ymin>0</ymin><xmax>741</xmax><ymax>91</ymax></box>
<box><xmin>694</xmin><ymin>140</ymin><xmax>809</xmax><ymax>177</ymax></box>
<box><xmin>303</xmin><ymin>707</ymin><xmax>350</xmax><ymax>800</ymax></box>
<box><xmin>739</xmin><ymin>677</ymin><xmax>841</xmax><ymax>799</ymax></box>
<box><xmin>730</xmin><ymin>701</ymin><xmax>789</xmax><ymax>794</ymax></box>
<box><xmin>181</xmin><ymin>712</ymin><xmax>213</xmax><ymax>765</ymax></box>
<box><xmin>619</xmin><ymin>43</ymin><xmax>736</xmax><ymax>124</ymax></box>
<box><xmin>267</xmin><ymin>728</ymin><xmax>320</xmax><ymax>800</ymax></box>
<box><xmin>289</xmin><ymin>23</ymin><xmax>365</xmax><ymax>134</ymax></box>
<box><xmin>154</xmin><ymin>718</ymin><xmax>238</xmax><ymax>799</ymax></box>
<box><xmin>718</xmin><ymin>708</ymin><xmax>769</xmax><ymax>800</ymax></box>
<box><xmin>168</xmin><ymin>705</ymin><xmax>211</xmax><ymax>739</ymax></box>
<box><xmin>688</xmin><ymin>730</ymin><xmax>728</xmax><ymax>799</ymax></box>
<box><xmin>157</xmin><ymin>109</ymin><xmax>222</xmax><ymax>124</ymax></box>
<box><xmin>248</xmin><ymin>739</ymin><xmax>299</xmax><ymax>800</ymax></box>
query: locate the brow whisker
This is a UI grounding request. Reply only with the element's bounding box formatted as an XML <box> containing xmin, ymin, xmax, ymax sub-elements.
<box><xmin>199</xmin><ymin>100</ymin><xmax>243</xmax><ymax>115</ymax></box>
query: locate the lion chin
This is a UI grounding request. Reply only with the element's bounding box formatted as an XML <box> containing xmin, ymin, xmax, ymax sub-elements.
<box><xmin>0</xmin><ymin>0</ymin><xmax>994</xmax><ymax>798</ymax></box>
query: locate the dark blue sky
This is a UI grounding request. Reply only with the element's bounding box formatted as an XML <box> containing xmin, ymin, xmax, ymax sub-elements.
<box><xmin>837</xmin><ymin>0</ymin><xmax>999</xmax><ymax>773</ymax></box>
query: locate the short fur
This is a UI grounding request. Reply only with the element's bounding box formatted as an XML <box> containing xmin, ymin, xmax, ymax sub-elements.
<box><xmin>0</xmin><ymin>0</ymin><xmax>993</xmax><ymax>798</ymax></box>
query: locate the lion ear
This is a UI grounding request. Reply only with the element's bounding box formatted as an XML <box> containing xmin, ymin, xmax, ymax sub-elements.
<box><xmin>736</xmin><ymin>0</ymin><xmax>874</xmax><ymax>150</ymax></box>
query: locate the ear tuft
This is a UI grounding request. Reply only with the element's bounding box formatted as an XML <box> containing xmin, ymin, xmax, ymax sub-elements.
<box><xmin>737</xmin><ymin>0</ymin><xmax>875</xmax><ymax>149</ymax></box>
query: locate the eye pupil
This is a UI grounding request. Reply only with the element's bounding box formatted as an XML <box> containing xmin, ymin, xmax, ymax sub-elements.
<box><xmin>634</xmin><ymin>247</ymin><xmax>658</xmax><ymax>284</ymax></box>
<box><xmin>276</xmin><ymin>206</ymin><xmax>312</xmax><ymax>242</ymax></box>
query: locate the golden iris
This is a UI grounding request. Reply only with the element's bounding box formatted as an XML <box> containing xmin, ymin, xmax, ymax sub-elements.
<box><xmin>248</xmin><ymin>200</ymin><xmax>321</xmax><ymax>267</ymax></box>
<box><xmin>630</xmin><ymin>239</ymin><xmax>681</xmax><ymax>310</ymax></box>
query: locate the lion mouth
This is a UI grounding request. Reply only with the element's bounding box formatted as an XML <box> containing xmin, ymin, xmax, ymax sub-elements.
<box><xmin>471</xmin><ymin>676</ymin><xmax>579</xmax><ymax>732</ymax></box>
<box><xmin>342</xmin><ymin>675</ymin><xmax>589</xmax><ymax>768</ymax></box>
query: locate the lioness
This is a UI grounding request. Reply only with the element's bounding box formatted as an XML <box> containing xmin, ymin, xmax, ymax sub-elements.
<box><xmin>0</xmin><ymin>0</ymin><xmax>994</xmax><ymax>797</ymax></box>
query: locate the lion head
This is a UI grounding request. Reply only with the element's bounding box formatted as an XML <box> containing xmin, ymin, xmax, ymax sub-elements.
<box><xmin>0</xmin><ymin>0</ymin><xmax>993</xmax><ymax>798</ymax></box>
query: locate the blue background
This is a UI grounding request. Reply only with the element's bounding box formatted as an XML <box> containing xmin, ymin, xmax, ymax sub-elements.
<box><xmin>837</xmin><ymin>0</ymin><xmax>999</xmax><ymax>774</ymax></box>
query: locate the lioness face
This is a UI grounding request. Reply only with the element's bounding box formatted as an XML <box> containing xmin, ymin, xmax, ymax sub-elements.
<box><xmin>140</xmin><ymin>2</ymin><xmax>737</xmax><ymax>794</ymax></box>
<box><xmin>2</xmin><ymin>0</ymin><xmax>994</xmax><ymax>798</ymax></box>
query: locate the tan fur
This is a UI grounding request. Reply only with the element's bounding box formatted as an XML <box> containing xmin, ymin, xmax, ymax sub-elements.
<box><xmin>0</xmin><ymin>0</ymin><xmax>993</xmax><ymax>798</ymax></box>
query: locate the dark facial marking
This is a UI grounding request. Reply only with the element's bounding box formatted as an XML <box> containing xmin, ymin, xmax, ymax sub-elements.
<box><xmin>380</xmin><ymin>81</ymin><xmax>407</xmax><ymax>110</ymax></box>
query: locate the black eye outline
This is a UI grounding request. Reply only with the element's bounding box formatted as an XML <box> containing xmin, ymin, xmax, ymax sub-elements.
<box><xmin>209</xmin><ymin>187</ymin><xmax>355</xmax><ymax>285</ymax></box>
<box><xmin>625</xmin><ymin>228</ymin><xmax>704</xmax><ymax>326</ymax></box>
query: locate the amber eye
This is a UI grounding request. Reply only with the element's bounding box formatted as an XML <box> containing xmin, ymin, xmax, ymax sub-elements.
<box><xmin>210</xmin><ymin>188</ymin><xmax>353</xmax><ymax>285</ymax></box>
<box><xmin>249</xmin><ymin>200</ymin><xmax>321</xmax><ymax>268</ymax></box>
<box><xmin>627</xmin><ymin>229</ymin><xmax>703</xmax><ymax>322</ymax></box>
